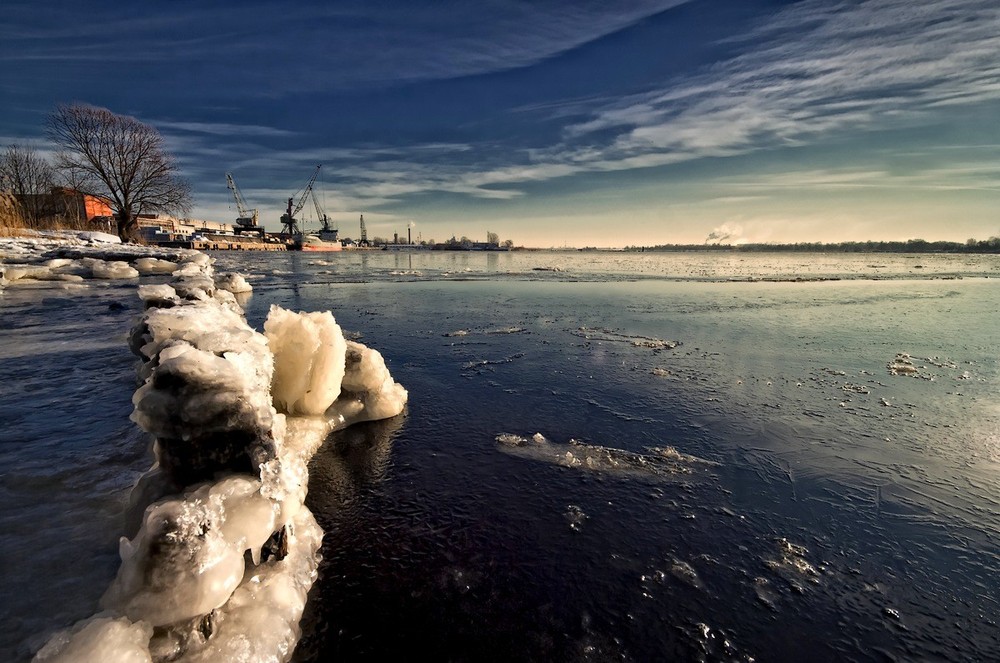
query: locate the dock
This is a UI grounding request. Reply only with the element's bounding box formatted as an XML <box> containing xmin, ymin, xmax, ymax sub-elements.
<box><xmin>152</xmin><ymin>235</ymin><xmax>289</xmax><ymax>251</ymax></box>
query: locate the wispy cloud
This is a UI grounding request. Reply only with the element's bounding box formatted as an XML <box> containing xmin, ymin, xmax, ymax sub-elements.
<box><xmin>719</xmin><ymin>164</ymin><xmax>1000</xmax><ymax>193</ymax></box>
<box><xmin>473</xmin><ymin>0</ymin><xmax>999</xmax><ymax>199</ymax></box>
<box><xmin>153</xmin><ymin>121</ymin><xmax>296</xmax><ymax>138</ymax></box>
<box><xmin>236</xmin><ymin>0</ymin><xmax>997</xmax><ymax>211</ymax></box>
<box><xmin>559</xmin><ymin>0</ymin><xmax>1000</xmax><ymax>164</ymax></box>
<box><xmin>2</xmin><ymin>1</ymin><xmax>689</xmax><ymax>89</ymax></box>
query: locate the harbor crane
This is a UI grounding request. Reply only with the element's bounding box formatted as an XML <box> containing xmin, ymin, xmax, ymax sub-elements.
<box><xmin>225</xmin><ymin>173</ymin><xmax>263</xmax><ymax>236</ymax></box>
<box><xmin>280</xmin><ymin>165</ymin><xmax>321</xmax><ymax>236</ymax></box>
<box><xmin>359</xmin><ymin>214</ymin><xmax>369</xmax><ymax>246</ymax></box>
<box><xmin>311</xmin><ymin>187</ymin><xmax>337</xmax><ymax>234</ymax></box>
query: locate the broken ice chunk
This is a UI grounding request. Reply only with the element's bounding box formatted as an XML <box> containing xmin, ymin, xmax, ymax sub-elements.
<box><xmin>265</xmin><ymin>305</ymin><xmax>347</xmax><ymax>416</ymax></box>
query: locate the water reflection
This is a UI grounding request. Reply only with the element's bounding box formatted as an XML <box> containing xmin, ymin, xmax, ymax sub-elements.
<box><xmin>306</xmin><ymin>412</ymin><xmax>404</xmax><ymax>512</ymax></box>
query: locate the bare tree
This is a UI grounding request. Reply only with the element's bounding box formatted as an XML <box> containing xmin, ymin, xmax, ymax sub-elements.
<box><xmin>0</xmin><ymin>144</ymin><xmax>56</xmax><ymax>227</ymax></box>
<box><xmin>486</xmin><ymin>231</ymin><xmax>499</xmax><ymax>246</ymax></box>
<box><xmin>47</xmin><ymin>103</ymin><xmax>191</xmax><ymax>242</ymax></box>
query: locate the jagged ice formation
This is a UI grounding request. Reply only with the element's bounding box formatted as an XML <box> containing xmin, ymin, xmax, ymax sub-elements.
<box><xmin>29</xmin><ymin>248</ymin><xmax>407</xmax><ymax>663</ymax></box>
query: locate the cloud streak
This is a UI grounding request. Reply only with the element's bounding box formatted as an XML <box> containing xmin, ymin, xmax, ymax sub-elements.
<box><xmin>558</xmin><ymin>0</ymin><xmax>1000</xmax><ymax>166</ymax></box>
<box><xmin>213</xmin><ymin>0</ymin><xmax>996</xmax><ymax>213</ymax></box>
<box><xmin>2</xmin><ymin>1</ymin><xmax>690</xmax><ymax>90</ymax></box>
<box><xmin>152</xmin><ymin>121</ymin><xmax>297</xmax><ymax>138</ymax></box>
<box><xmin>545</xmin><ymin>1</ymin><xmax>997</xmax><ymax>194</ymax></box>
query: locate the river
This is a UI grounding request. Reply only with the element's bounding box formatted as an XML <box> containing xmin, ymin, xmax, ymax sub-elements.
<box><xmin>3</xmin><ymin>250</ymin><xmax>999</xmax><ymax>661</ymax></box>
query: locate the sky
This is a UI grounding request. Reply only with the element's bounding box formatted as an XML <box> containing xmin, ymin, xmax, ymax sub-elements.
<box><xmin>2</xmin><ymin>0</ymin><xmax>999</xmax><ymax>247</ymax></box>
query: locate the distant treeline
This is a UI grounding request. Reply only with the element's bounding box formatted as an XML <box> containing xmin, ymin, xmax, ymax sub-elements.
<box><xmin>624</xmin><ymin>238</ymin><xmax>1000</xmax><ymax>254</ymax></box>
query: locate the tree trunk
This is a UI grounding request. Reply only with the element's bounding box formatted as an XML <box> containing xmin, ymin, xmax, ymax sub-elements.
<box><xmin>117</xmin><ymin>209</ymin><xmax>140</xmax><ymax>243</ymax></box>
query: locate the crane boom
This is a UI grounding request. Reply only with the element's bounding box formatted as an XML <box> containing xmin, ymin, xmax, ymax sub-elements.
<box><xmin>280</xmin><ymin>165</ymin><xmax>322</xmax><ymax>236</ymax></box>
<box><xmin>225</xmin><ymin>172</ymin><xmax>260</xmax><ymax>233</ymax></box>
<box><xmin>292</xmin><ymin>165</ymin><xmax>321</xmax><ymax>217</ymax></box>
<box><xmin>226</xmin><ymin>173</ymin><xmax>264</xmax><ymax>237</ymax></box>
<box><xmin>311</xmin><ymin>188</ymin><xmax>336</xmax><ymax>233</ymax></box>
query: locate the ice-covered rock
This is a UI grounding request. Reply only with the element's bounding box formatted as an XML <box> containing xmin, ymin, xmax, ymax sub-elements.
<box><xmin>211</xmin><ymin>287</ymin><xmax>244</xmax><ymax>314</ymax></box>
<box><xmin>214</xmin><ymin>272</ymin><xmax>252</xmax><ymax>294</ymax></box>
<box><xmin>33</xmin><ymin>616</ymin><xmax>153</xmax><ymax>663</ymax></box>
<box><xmin>103</xmin><ymin>492</ymin><xmax>247</xmax><ymax>626</ymax></box>
<box><xmin>168</xmin><ymin>254</ymin><xmax>218</xmax><ymax>301</ymax></box>
<box><xmin>90</xmin><ymin>259</ymin><xmax>140</xmax><ymax>279</ymax></box>
<box><xmin>263</xmin><ymin>320</ymin><xmax>408</xmax><ymax>429</ymax></box>
<box><xmin>130</xmin><ymin>303</ymin><xmax>265</xmax><ymax>370</ymax></box>
<box><xmin>342</xmin><ymin>340</ymin><xmax>391</xmax><ymax>393</ymax></box>
<box><xmin>131</xmin><ymin>341</ymin><xmax>278</xmax><ymax>483</ymax></box>
<box><xmin>136</xmin><ymin>284</ymin><xmax>180</xmax><ymax>309</ymax></box>
<box><xmin>134</xmin><ymin>257</ymin><xmax>178</xmax><ymax>275</ymax></box>
<box><xmin>212</xmin><ymin>477</ymin><xmax>279</xmax><ymax>559</ymax></box>
<box><xmin>166</xmin><ymin>510</ymin><xmax>323</xmax><ymax>663</ymax></box>
<box><xmin>33</xmin><ymin>245</ymin><xmax>406</xmax><ymax>663</ymax></box>
<box><xmin>129</xmin><ymin>295</ymin><xmax>277</xmax><ymax>482</ymax></box>
<box><xmin>330</xmin><ymin>340</ymin><xmax>409</xmax><ymax>424</ymax></box>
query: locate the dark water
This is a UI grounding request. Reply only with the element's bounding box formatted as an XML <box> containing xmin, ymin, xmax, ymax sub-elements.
<box><xmin>3</xmin><ymin>252</ymin><xmax>999</xmax><ymax>661</ymax></box>
<box><xmin>0</xmin><ymin>282</ymin><xmax>152</xmax><ymax>660</ymax></box>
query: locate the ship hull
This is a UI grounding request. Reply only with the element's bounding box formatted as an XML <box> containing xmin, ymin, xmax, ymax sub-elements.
<box><xmin>298</xmin><ymin>242</ymin><xmax>343</xmax><ymax>252</ymax></box>
<box><xmin>293</xmin><ymin>232</ymin><xmax>343</xmax><ymax>252</ymax></box>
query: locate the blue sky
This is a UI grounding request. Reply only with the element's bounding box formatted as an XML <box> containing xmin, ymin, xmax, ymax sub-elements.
<box><xmin>2</xmin><ymin>0</ymin><xmax>998</xmax><ymax>247</ymax></box>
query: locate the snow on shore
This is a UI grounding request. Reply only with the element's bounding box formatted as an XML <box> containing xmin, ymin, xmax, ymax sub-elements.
<box><xmin>3</xmin><ymin>236</ymin><xmax>407</xmax><ymax>662</ymax></box>
<box><xmin>1</xmin><ymin>232</ymin><xmax>190</xmax><ymax>286</ymax></box>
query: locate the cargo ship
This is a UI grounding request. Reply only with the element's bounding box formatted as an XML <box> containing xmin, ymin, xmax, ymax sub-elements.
<box><xmin>280</xmin><ymin>165</ymin><xmax>343</xmax><ymax>252</ymax></box>
<box><xmin>294</xmin><ymin>222</ymin><xmax>343</xmax><ymax>252</ymax></box>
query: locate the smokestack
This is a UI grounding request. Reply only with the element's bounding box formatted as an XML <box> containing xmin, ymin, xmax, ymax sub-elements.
<box><xmin>408</xmin><ymin>227</ymin><xmax>411</xmax><ymax>244</ymax></box>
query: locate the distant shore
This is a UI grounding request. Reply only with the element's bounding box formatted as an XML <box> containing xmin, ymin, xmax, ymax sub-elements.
<box><xmin>5</xmin><ymin>228</ymin><xmax>1000</xmax><ymax>256</ymax></box>
<box><xmin>619</xmin><ymin>238</ymin><xmax>1000</xmax><ymax>254</ymax></box>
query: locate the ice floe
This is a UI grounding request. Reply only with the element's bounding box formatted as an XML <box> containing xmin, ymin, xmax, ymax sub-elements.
<box><xmin>570</xmin><ymin>326</ymin><xmax>680</xmax><ymax>350</ymax></box>
<box><xmin>887</xmin><ymin>353</ymin><xmax>920</xmax><ymax>376</ymax></box>
<box><xmin>496</xmin><ymin>432</ymin><xmax>714</xmax><ymax>478</ymax></box>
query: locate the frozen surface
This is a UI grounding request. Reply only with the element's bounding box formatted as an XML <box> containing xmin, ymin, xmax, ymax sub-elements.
<box><xmin>75</xmin><ymin>231</ymin><xmax>122</xmax><ymax>244</ymax></box>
